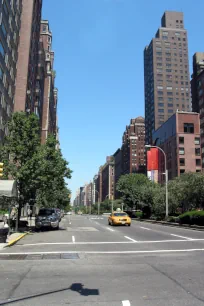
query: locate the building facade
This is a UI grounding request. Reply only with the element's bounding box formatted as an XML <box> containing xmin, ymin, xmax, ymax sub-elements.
<box><xmin>122</xmin><ymin>117</ymin><xmax>146</xmax><ymax>175</ymax></box>
<box><xmin>40</xmin><ymin>20</ymin><xmax>58</xmax><ymax>144</ymax></box>
<box><xmin>191</xmin><ymin>52</ymin><xmax>204</xmax><ymax>168</ymax></box>
<box><xmin>14</xmin><ymin>0</ymin><xmax>42</xmax><ymax>115</ymax></box>
<box><xmin>153</xmin><ymin>111</ymin><xmax>201</xmax><ymax>182</ymax></box>
<box><xmin>0</xmin><ymin>0</ymin><xmax>22</xmax><ymax>143</ymax></box>
<box><xmin>144</xmin><ymin>11</ymin><xmax>191</xmax><ymax>145</ymax></box>
<box><xmin>113</xmin><ymin>148</ymin><xmax>122</xmax><ymax>199</ymax></box>
<box><xmin>191</xmin><ymin>53</ymin><xmax>204</xmax><ymax>114</ymax></box>
<box><xmin>101</xmin><ymin>156</ymin><xmax>115</xmax><ymax>202</ymax></box>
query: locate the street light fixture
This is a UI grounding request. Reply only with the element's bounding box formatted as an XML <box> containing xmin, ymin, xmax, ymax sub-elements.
<box><xmin>145</xmin><ymin>144</ymin><xmax>168</xmax><ymax>218</ymax></box>
<box><xmin>93</xmin><ymin>190</ymin><xmax>100</xmax><ymax>215</ymax></box>
<box><xmin>105</xmin><ymin>194</ymin><xmax>114</xmax><ymax>214</ymax></box>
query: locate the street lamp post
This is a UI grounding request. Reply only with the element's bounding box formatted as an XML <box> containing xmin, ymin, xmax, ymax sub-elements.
<box><xmin>105</xmin><ymin>194</ymin><xmax>113</xmax><ymax>213</ymax></box>
<box><xmin>145</xmin><ymin>145</ymin><xmax>168</xmax><ymax>218</ymax></box>
<box><xmin>93</xmin><ymin>190</ymin><xmax>100</xmax><ymax>215</ymax></box>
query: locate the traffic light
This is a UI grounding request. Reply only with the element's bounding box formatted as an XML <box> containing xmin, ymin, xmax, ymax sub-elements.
<box><xmin>0</xmin><ymin>162</ymin><xmax>3</xmax><ymax>177</ymax></box>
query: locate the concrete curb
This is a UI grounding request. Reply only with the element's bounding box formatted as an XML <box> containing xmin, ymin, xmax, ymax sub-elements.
<box><xmin>5</xmin><ymin>232</ymin><xmax>28</xmax><ymax>247</ymax></box>
<box><xmin>133</xmin><ymin>219</ymin><xmax>204</xmax><ymax>231</ymax></box>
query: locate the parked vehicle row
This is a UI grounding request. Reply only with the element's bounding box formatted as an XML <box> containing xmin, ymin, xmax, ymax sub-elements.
<box><xmin>35</xmin><ymin>208</ymin><xmax>65</xmax><ymax>230</ymax></box>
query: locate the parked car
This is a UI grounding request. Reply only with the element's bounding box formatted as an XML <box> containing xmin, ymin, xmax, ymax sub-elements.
<box><xmin>35</xmin><ymin>208</ymin><xmax>60</xmax><ymax>230</ymax></box>
<box><xmin>108</xmin><ymin>211</ymin><xmax>131</xmax><ymax>226</ymax></box>
<box><xmin>54</xmin><ymin>208</ymin><xmax>62</xmax><ymax>221</ymax></box>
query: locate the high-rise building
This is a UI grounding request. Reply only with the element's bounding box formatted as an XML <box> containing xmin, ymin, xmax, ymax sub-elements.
<box><xmin>113</xmin><ymin>148</ymin><xmax>122</xmax><ymax>199</ymax></box>
<box><xmin>191</xmin><ymin>53</ymin><xmax>204</xmax><ymax>114</ymax></box>
<box><xmin>0</xmin><ymin>0</ymin><xmax>22</xmax><ymax>143</ymax></box>
<box><xmin>122</xmin><ymin>117</ymin><xmax>146</xmax><ymax>174</ymax></box>
<box><xmin>191</xmin><ymin>52</ymin><xmax>204</xmax><ymax>168</ymax></box>
<box><xmin>144</xmin><ymin>11</ymin><xmax>191</xmax><ymax>145</ymax></box>
<box><xmin>101</xmin><ymin>156</ymin><xmax>115</xmax><ymax>202</ymax></box>
<box><xmin>152</xmin><ymin>111</ymin><xmax>201</xmax><ymax>182</ymax></box>
<box><xmin>14</xmin><ymin>0</ymin><xmax>43</xmax><ymax>115</ymax></box>
<box><xmin>40</xmin><ymin>20</ymin><xmax>58</xmax><ymax>144</ymax></box>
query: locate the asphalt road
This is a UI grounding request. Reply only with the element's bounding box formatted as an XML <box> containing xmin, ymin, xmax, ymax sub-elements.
<box><xmin>0</xmin><ymin>214</ymin><xmax>204</xmax><ymax>306</ymax></box>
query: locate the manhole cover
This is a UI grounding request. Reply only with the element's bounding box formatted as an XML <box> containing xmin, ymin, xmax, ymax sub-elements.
<box><xmin>43</xmin><ymin>254</ymin><xmax>61</xmax><ymax>260</ymax></box>
<box><xmin>61</xmin><ymin>253</ymin><xmax>79</xmax><ymax>259</ymax></box>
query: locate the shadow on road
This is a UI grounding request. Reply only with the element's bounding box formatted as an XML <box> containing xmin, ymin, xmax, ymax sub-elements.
<box><xmin>0</xmin><ymin>283</ymin><xmax>100</xmax><ymax>305</ymax></box>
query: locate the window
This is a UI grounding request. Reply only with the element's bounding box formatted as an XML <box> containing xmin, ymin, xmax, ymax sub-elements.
<box><xmin>179</xmin><ymin>137</ymin><xmax>184</xmax><ymax>144</ymax></box>
<box><xmin>168</xmin><ymin>103</ymin><xmax>173</xmax><ymax>107</ymax></box>
<box><xmin>0</xmin><ymin>41</ymin><xmax>5</xmax><ymax>58</ymax></box>
<box><xmin>168</xmin><ymin>98</ymin><xmax>173</xmax><ymax>102</ymax></box>
<box><xmin>42</xmin><ymin>25</ymin><xmax>47</xmax><ymax>32</ymax></box>
<box><xmin>168</xmin><ymin>109</ymin><xmax>173</xmax><ymax>113</ymax></box>
<box><xmin>167</xmin><ymin>92</ymin><xmax>173</xmax><ymax>96</ymax></box>
<box><xmin>158</xmin><ymin>109</ymin><xmax>164</xmax><ymax>113</ymax></box>
<box><xmin>195</xmin><ymin>137</ymin><xmax>200</xmax><ymax>145</ymax></box>
<box><xmin>158</xmin><ymin>103</ymin><xmax>164</xmax><ymax>107</ymax></box>
<box><xmin>0</xmin><ymin>66</ymin><xmax>3</xmax><ymax>81</ymax></box>
<box><xmin>158</xmin><ymin>91</ymin><xmax>163</xmax><ymax>95</ymax></box>
<box><xmin>195</xmin><ymin>148</ymin><xmax>200</xmax><ymax>156</ymax></box>
<box><xmin>196</xmin><ymin>159</ymin><xmax>201</xmax><ymax>166</ymax></box>
<box><xmin>184</xmin><ymin>123</ymin><xmax>194</xmax><ymax>133</ymax></box>
<box><xmin>1</xmin><ymin>22</ymin><xmax>7</xmax><ymax>38</ymax></box>
<box><xmin>167</xmin><ymin>87</ymin><xmax>172</xmax><ymax>90</ymax></box>
<box><xmin>180</xmin><ymin>169</ymin><xmax>185</xmax><ymax>174</ymax></box>
<box><xmin>196</xmin><ymin>170</ymin><xmax>201</xmax><ymax>173</ymax></box>
<box><xmin>180</xmin><ymin>158</ymin><xmax>185</xmax><ymax>166</ymax></box>
<box><xmin>179</xmin><ymin>147</ymin><xmax>185</xmax><ymax>155</ymax></box>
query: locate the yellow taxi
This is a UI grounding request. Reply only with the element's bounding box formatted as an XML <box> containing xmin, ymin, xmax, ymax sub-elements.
<box><xmin>108</xmin><ymin>211</ymin><xmax>131</xmax><ymax>226</ymax></box>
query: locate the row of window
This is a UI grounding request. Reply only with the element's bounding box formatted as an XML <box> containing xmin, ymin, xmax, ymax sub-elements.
<box><xmin>179</xmin><ymin>136</ymin><xmax>200</xmax><ymax>145</ymax></box>
<box><xmin>179</xmin><ymin>158</ymin><xmax>201</xmax><ymax>167</ymax></box>
<box><xmin>179</xmin><ymin>147</ymin><xmax>200</xmax><ymax>156</ymax></box>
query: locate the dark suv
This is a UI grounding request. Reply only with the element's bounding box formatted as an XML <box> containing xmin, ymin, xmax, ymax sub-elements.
<box><xmin>35</xmin><ymin>208</ymin><xmax>60</xmax><ymax>230</ymax></box>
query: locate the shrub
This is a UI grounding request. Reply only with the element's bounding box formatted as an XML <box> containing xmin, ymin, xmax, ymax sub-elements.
<box><xmin>179</xmin><ymin>211</ymin><xmax>204</xmax><ymax>226</ymax></box>
<box><xmin>135</xmin><ymin>211</ymin><xmax>142</xmax><ymax>218</ymax></box>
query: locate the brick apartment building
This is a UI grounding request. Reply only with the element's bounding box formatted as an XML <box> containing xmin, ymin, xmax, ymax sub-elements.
<box><xmin>191</xmin><ymin>52</ymin><xmax>204</xmax><ymax>168</ymax></box>
<box><xmin>40</xmin><ymin>20</ymin><xmax>58</xmax><ymax>143</ymax></box>
<box><xmin>113</xmin><ymin>148</ymin><xmax>122</xmax><ymax>199</ymax></box>
<box><xmin>101</xmin><ymin>156</ymin><xmax>115</xmax><ymax>202</ymax></box>
<box><xmin>14</xmin><ymin>0</ymin><xmax>42</xmax><ymax>115</ymax></box>
<box><xmin>152</xmin><ymin>111</ymin><xmax>201</xmax><ymax>182</ymax></box>
<box><xmin>0</xmin><ymin>0</ymin><xmax>22</xmax><ymax>143</ymax></box>
<box><xmin>122</xmin><ymin>117</ymin><xmax>146</xmax><ymax>175</ymax></box>
<box><xmin>144</xmin><ymin>11</ymin><xmax>191</xmax><ymax>145</ymax></box>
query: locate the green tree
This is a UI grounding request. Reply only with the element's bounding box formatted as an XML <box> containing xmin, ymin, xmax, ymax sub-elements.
<box><xmin>1</xmin><ymin>112</ymin><xmax>72</xmax><ymax>215</ymax></box>
<box><xmin>33</xmin><ymin>135</ymin><xmax>72</xmax><ymax>209</ymax></box>
<box><xmin>1</xmin><ymin>112</ymin><xmax>41</xmax><ymax>213</ymax></box>
<box><xmin>116</xmin><ymin>174</ymin><xmax>153</xmax><ymax>209</ymax></box>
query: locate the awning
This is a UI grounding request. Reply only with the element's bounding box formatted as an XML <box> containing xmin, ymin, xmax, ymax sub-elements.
<box><xmin>0</xmin><ymin>180</ymin><xmax>17</xmax><ymax>197</ymax></box>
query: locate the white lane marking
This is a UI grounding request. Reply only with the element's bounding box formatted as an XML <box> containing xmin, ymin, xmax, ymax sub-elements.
<box><xmin>14</xmin><ymin>238</ymin><xmax>204</xmax><ymax>247</ymax></box>
<box><xmin>124</xmin><ymin>236</ymin><xmax>137</xmax><ymax>242</ymax></box>
<box><xmin>171</xmin><ymin>234</ymin><xmax>193</xmax><ymax>240</ymax></box>
<box><xmin>122</xmin><ymin>301</ymin><xmax>131</xmax><ymax>306</ymax></box>
<box><xmin>140</xmin><ymin>226</ymin><xmax>151</xmax><ymax>231</ymax></box>
<box><xmin>72</xmin><ymin>236</ymin><xmax>75</xmax><ymax>243</ymax></box>
<box><xmin>2</xmin><ymin>248</ymin><xmax>204</xmax><ymax>255</ymax></box>
<box><xmin>106</xmin><ymin>227</ymin><xmax>115</xmax><ymax>232</ymax></box>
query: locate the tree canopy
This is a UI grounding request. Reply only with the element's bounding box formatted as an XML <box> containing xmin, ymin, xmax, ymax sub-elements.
<box><xmin>0</xmin><ymin>112</ymin><xmax>72</xmax><ymax>211</ymax></box>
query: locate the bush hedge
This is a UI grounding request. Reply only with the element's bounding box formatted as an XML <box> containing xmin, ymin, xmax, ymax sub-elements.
<box><xmin>179</xmin><ymin>210</ymin><xmax>204</xmax><ymax>226</ymax></box>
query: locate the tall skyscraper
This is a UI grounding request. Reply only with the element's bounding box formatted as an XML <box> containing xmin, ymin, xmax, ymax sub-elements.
<box><xmin>191</xmin><ymin>52</ymin><xmax>204</xmax><ymax>113</ymax></box>
<box><xmin>14</xmin><ymin>0</ymin><xmax>43</xmax><ymax>115</ymax></box>
<box><xmin>0</xmin><ymin>0</ymin><xmax>22</xmax><ymax>143</ymax></box>
<box><xmin>122</xmin><ymin>117</ymin><xmax>146</xmax><ymax>174</ymax></box>
<box><xmin>144</xmin><ymin>11</ymin><xmax>191</xmax><ymax>145</ymax></box>
<box><xmin>191</xmin><ymin>52</ymin><xmax>204</xmax><ymax>168</ymax></box>
<box><xmin>40</xmin><ymin>20</ymin><xmax>58</xmax><ymax>144</ymax></box>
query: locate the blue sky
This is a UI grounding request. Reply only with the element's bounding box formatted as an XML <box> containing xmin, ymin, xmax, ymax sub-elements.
<box><xmin>43</xmin><ymin>0</ymin><xmax>204</xmax><ymax>200</ymax></box>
